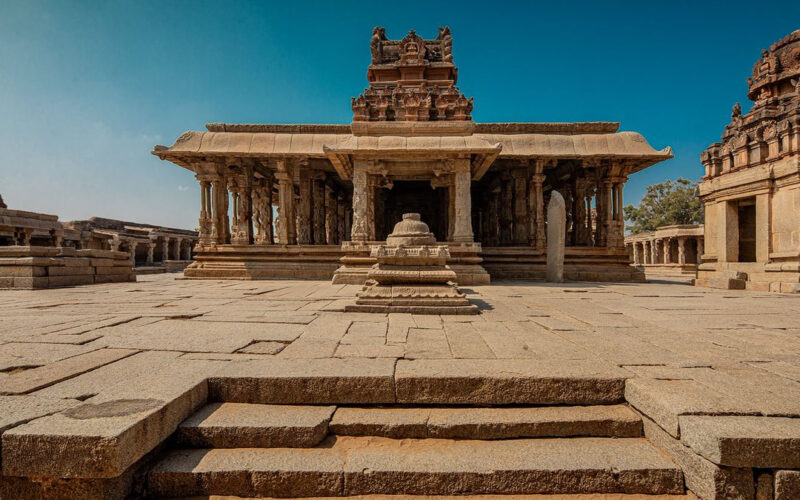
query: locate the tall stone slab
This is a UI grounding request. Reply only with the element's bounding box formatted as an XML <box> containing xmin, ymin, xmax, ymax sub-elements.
<box><xmin>546</xmin><ymin>191</ymin><xmax>565</xmax><ymax>283</ymax></box>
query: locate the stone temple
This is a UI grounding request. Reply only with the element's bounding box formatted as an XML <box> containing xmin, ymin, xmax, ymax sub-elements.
<box><xmin>154</xmin><ymin>27</ymin><xmax>672</xmax><ymax>284</ymax></box>
<box><xmin>698</xmin><ymin>30</ymin><xmax>800</xmax><ymax>292</ymax></box>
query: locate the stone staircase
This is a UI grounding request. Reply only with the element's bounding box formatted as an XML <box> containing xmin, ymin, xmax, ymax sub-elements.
<box><xmin>146</xmin><ymin>370</ymin><xmax>690</xmax><ymax>498</ymax></box>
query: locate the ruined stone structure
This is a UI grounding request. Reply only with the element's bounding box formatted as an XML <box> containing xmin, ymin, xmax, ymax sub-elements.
<box><xmin>154</xmin><ymin>27</ymin><xmax>672</xmax><ymax>283</ymax></box>
<box><xmin>625</xmin><ymin>224</ymin><xmax>704</xmax><ymax>277</ymax></box>
<box><xmin>347</xmin><ymin>213</ymin><xmax>477</xmax><ymax>314</ymax></box>
<box><xmin>699</xmin><ymin>30</ymin><xmax>800</xmax><ymax>292</ymax></box>
<box><xmin>0</xmin><ymin>207</ymin><xmax>135</xmax><ymax>289</ymax></box>
<box><xmin>63</xmin><ymin>217</ymin><xmax>198</xmax><ymax>272</ymax></box>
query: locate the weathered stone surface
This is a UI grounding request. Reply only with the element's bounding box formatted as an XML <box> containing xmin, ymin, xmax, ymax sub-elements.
<box><xmin>208</xmin><ymin>358</ymin><xmax>396</xmax><ymax>404</ymax></box>
<box><xmin>0</xmin><ymin>395</ymin><xmax>79</xmax><ymax>434</ymax></box>
<box><xmin>679</xmin><ymin>415</ymin><xmax>800</xmax><ymax>468</ymax></box>
<box><xmin>330</xmin><ymin>405</ymin><xmax>641</xmax><ymax>439</ymax></box>
<box><xmin>0</xmin><ymin>348</ymin><xmax>138</xmax><ymax>395</ymax></box>
<box><xmin>775</xmin><ymin>470</ymin><xmax>800</xmax><ymax>500</ymax></box>
<box><xmin>395</xmin><ymin>359</ymin><xmax>627</xmax><ymax>404</ymax></box>
<box><xmin>2</xmin><ymin>359</ymin><xmax>220</xmax><ymax>478</ymax></box>
<box><xmin>546</xmin><ymin>191</ymin><xmax>565</xmax><ymax>283</ymax></box>
<box><xmin>642</xmin><ymin>415</ymin><xmax>753</xmax><ymax>500</ymax></box>
<box><xmin>147</xmin><ymin>448</ymin><xmax>345</xmax><ymax>497</ymax></box>
<box><xmin>341</xmin><ymin>436</ymin><xmax>683</xmax><ymax>495</ymax></box>
<box><xmin>176</xmin><ymin>403</ymin><xmax>335</xmax><ymax>448</ymax></box>
<box><xmin>34</xmin><ymin>350</ymin><xmax>182</xmax><ymax>400</ymax></box>
<box><xmin>238</xmin><ymin>341</ymin><xmax>287</xmax><ymax>355</ymax></box>
<box><xmin>625</xmin><ymin>378</ymin><xmax>759</xmax><ymax>437</ymax></box>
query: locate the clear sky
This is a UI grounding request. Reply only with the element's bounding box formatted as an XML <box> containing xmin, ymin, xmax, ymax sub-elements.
<box><xmin>1</xmin><ymin>1</ymin><xmax>798</xmax><ymax>230</ymax></box>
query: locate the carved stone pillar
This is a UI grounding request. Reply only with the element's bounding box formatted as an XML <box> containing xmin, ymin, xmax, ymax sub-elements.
<box><xmin>351</xmin><ymin>167</ymin><xmax>369</xmax><ymax>242</ymax></box>
<box><xmin>585</xmin><ymin>183</ymin><xmax>595</xmax><ymax>246</ymax></box>
<box><xmin>325</xmin><ymin>183</ymin><xmax>338</xmax><ymax>245</ymax></box>
<box><xmin>128</xmin><ymin>241</ymin><xmax>137</xmax><ymax>264</ymax></box>
<box><xmin>650</xmin><ymin>239</ymin><xmax>658</xmax><ymax>264</ymax></box>
<box><xmin>512</xmin><ymin>168</ymin><xmax>528</xmax><ymax>245</ymax></box>
<box><xmin>663</xmin><ymin>238</ymin><xmax>671</xmax><ymax>264</ymax></box>
<box><xmin>529</xmin><ymin>171</ymin><xmax>546</xmax><ymax>249</ymax></box>
<box><xmin>678</xmin><ymin>237</ymin><xmax>686</xmax><ymax>265</ymax></box>
<box><xmin>452</xmin><ymin>159</ymin><xmax>474</xmax><ymax>242</ymax></box>
<box><xmin>209</xmin><ymin>173</ymin><xmax>229</xmax><ymax>244</ymax></box>
<box><xmin>312</xmin><ymin>176</ymin><xmax>326</xmax><ymax>244</ymax></box>
<box><xmin>229</xmin><ymin>166</ymin><xmax>253</xmax><ymax>245</ymax></box>
<box><xmin>252</xmin><ymin>175</ymin><xmax>274</xmax><ymax>245</ymax></box>
<box><xmin>275</xmin><ymin>161</ymin><xmax>296</xmax><ymax>245</ymax></box>
<box><xmin>573</xmin><ymin>177</ymin><xmax>588</xmax><ymax>246</ymax></box>
<box><xmin>297</xmin><ymin>170</ymin><xmax>312</xmax><ymax>245</ymax></box>
<box><xmin>488</xmin><ymin>188</ymin><xmax>500</xmax><ymax>246</ymax></box>
<box><xmin>196</xmin><ymin>176</ymin><xmax>213</xmax><ymax>245</ymax></box>
<box><xmin>632</xmin><ymin>242</ymin><xmax>641</xmax><ymax>265</ymax></box>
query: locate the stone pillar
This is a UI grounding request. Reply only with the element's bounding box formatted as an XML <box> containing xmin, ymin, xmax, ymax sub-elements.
<box><xmin>447</xmin><ymin>182</ymin><xmax>455</xmax><ymax>241</ymax></box>
<box><xmin>633</xmin><ymin>242</ymin><xmax>641</xmax><ymax>265</ymax></box>
<box><xmin>650</xmin><ymin>239</ymin><xmax>657</xmax><ymax>264</ymax></box>
<box><xmin>697</xmin><ymin>238</ymin><xmax>704</xmax><ymax>264</ymax></box>
<box><xmin>312</xmin><ymin>176</ymin><xmax>326</xmax><ymax>244</ymax></box>
<box><xmin>546</xmin><ymin>191</ymin><xmax>566</xmax><ymax>282</ymax></box>
<box><xmin>678</xmin><ymin>238</ymin><xmax>686</xmax><ymax>265</ymax></box>
<box><xmin>297</xmin><ymin>170</ymin><xmax>312</xmax><ymax>245</ymax></box>
<box><xmin>337</xmin><ymin>193</ymin><xmax>346</xmax><ymax>244</ymax></box>
<box><xmin>325</xmin><ymin>183</ymin><xmax>338</xmax><ymax>245</ymax></box>
<box><xmin>499</xmin><ymin>177</ymin><xmax>513</xmax><ymax>244</ymax></box>
<box><xmin>755</xmin><ymin>193</ymin><xmax>771</xmax><ymax>263</ymax></box>
<box><xmin>210</xmin><ymin>172</ymin><xmax>229</xmax><ymax>244</ymax></box>
<box><xmin>573</xmin><ymin>177</ymin><xmax>588</xmax><ymax>246</ymax></box>
<box><xmin>351</xmin><ymin>167</ymin><xmax>369</xmax><ymax>242</ymax></box>
<box><xmin>585</xmin><ymin>184</ymin><xmax>595</xmax><ymax>247</ymax></box>
<box><xmin>452</xmin><ymin>160</ymin><xmax>474</xmax><ymax>242</ymax></box>
<box><xmin>529</xmin><ymin>165</ymin><xmax>546</xmax><ymax>249</ymax></box>
<box><xmin>146</xmin><ymin>241</ymin><xmax>155</xmax><ymax>265</ymax></box>
<box><xmin>661</xmin><ymin>238</ymin><xmax>670</xmax><ymax>264</ymax></box>
<box><xmin>196</xmin><ymin>176</ymin><xmax>213</xmax><ymax>245</ymax></box>
<box><xmin>253</xmin><ymin>175</ymin><xmax>274</xmax><ymax>245</ymax></box>
<box><xmin>512</xmin><ymin>168</ymin><xmax>529</xmax><ymax>245</ymax></box>
<box><xmin>600</xmin><ymin>178</ymin><xmax>613</xmax><ymax>247</ymax></box>
<box><xmin>161</xmin><ymin>238</ymin><xmax>168</xmax><ymax>263</ymax></box>
<box><xmin>488</xmin><ymin>189</ymin><xmax>500</xmax><ymax>246</ymax></box>
<box><xmin>128</xmin><ymin>241</ymin><xmax>137</xmax><ymax>265</ymax></box>
<box><xmin>275</xmin><ymin>160</ymin><xmax>296</xmax><ymax>245</ymax></box>
<box><xmin>722</xmin><ymin>201</ymin><xmax>738</xmax><ymax>263</ymax></box>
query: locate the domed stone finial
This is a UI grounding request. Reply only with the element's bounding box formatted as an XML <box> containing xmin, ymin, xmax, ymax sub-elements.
<box><xmin>386</xmin><ymin>213</ymin><xmax>436</xmax><ymax>246</ymax></box>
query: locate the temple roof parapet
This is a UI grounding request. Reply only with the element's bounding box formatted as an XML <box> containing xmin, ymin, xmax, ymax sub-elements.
<box><xmin>625</xmin><ymin>224</ymin><xmax>704</xmax><ymax>243</ymax></box>
<box><xmin>702</xmin><ymin>30</ymin><xmax>800</xmax><ymax>180</ymax></box>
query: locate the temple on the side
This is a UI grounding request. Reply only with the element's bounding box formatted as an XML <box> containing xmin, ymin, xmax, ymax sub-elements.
<box><xmin>698</xmin><ymin>30</ymin><xmax>800</xmax><ymax>291</ymax></box>
<box><xmin>153</xmin><ymin>27</ymin><xmax>673</xmax><ymax>283</ymax></box>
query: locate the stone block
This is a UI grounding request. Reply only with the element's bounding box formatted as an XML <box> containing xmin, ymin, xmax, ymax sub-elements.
<box><xmin>47</xmin><ymin>274</ymin><xmax>95</xmax><ymax>287</ymax></box>
<box><xmin>395</xmin><ymin>359</ymin><xmax>627</xmax><ymax>405</ymax></box>
<box><xmin>2</xmin><ymin>359</ymin><xmax>220</xmax><ymax>478</ymax></box>
<box><xmin>642</xmin><ymin>415</ymin><xmax>754</xmax><ymax>500</ymax></box>
<box><xmin>0</xmin><ymin>265</ymin><xmax>46</xmax><ymax>277</ymax></box>
<box><xmin>625</xmin><ymin>378</ymin><xmax>759</xmax><ymax>437</ymax></box>
<box><xmin>0</xmin><ymin>395</ymin><xmax>80</xmax><ymax>434</ymax></box>
<box><xmin>47</xmin><ymin>265</ymin><xmax>94</xmax><ymax>276</ymax></box>
<box><xmin>775</xmin><ymin>470</ymin><xmax>800</xmax><ymax>500</ymax></box>
<box><xmin>175</xmin><ymin>402</ymin><xmax>335</xmax><ymax>448</ymax></box>
<box><xmin>208</xmin><ymin>358</ymin><xmax>396</xmax><ymax>404</ymax></box>
<box><xmin>679</xmin><ymin>415</ymin><xmax>800</xmax><ymax>468</ymax></box>
<box><xmin>0</xmin><ymin>349</ymin><xmax>137</xmax><ymax>395</ymax></box>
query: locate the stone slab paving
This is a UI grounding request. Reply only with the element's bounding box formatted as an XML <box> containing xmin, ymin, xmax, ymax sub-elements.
<box><xmin>1</xmin><ymin>274</ymin><xmax>800</xmax><ymax>497</ymax></box>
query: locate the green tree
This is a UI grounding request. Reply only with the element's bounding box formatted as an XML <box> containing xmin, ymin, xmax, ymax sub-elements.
<box><xmin>624</xmin><ymin>178</ymin><xmax>703</xmax><ymax>234</ymax></box>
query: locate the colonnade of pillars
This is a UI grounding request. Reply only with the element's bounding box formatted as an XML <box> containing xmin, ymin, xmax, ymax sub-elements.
<box><xmin>477</xmin><ymin>163</ymin><xmax>626</xmax><ymax>249</ymax></box>
<box><xmin>196</xmin><ymin>161</ymin><xmax>351</xmax><ymax>246</ymax></box>
<box><xmin>628</xmin><ymin>236</ymin><xmax>704</xmax><ymax>266</ymax></box>
<box><xmin>111</xmin><ymin>236</ymin><xmax>194</xmax><ymax>266</ymax></box>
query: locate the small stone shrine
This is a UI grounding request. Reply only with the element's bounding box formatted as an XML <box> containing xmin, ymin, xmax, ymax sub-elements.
<box><xmin>346</xmin><ymin>213</ymin><xmax>477</xmax><ymax>314</ymax></box>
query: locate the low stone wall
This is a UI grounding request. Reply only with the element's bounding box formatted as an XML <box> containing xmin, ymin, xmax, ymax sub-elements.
<box><xmin>0</xmin><ymin>247</ymin><xmax>135</xmax><ymax>289</ymax></box>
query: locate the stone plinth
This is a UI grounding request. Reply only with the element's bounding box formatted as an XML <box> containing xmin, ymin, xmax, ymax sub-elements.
<box><xmin>346</xmin><ymin>214</ymin><xmax>477</xmax><ymax>314</ymax></box>
<box><xmin>0</xmin><ymin>247</ymin><xmax>135</xmax><ymax>289</ymax></box>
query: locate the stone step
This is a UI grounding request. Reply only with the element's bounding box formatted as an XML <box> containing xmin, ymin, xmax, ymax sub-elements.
<box><xmin>174</xmin><ymin>403</ymin><xmax>336</xmax><ymax>448</ymax></box>
<box><xmin>176</xmin><ymin>496</ymin><xmax>697</xmax><ymax>500</ymax></box>
<box><xmin>208</xmin><ymin>358</ymin><xmax>627</xmax><ymax>405</ymax></box>
<box><xmin>147</xmin><ymin>437</ymin><xmax>684</xmax><ymax>497</ymax></box>
<box><xmin>329</xmin><ymin>404</ymin><xmax>643</xmax><ymax>439</ymax></box>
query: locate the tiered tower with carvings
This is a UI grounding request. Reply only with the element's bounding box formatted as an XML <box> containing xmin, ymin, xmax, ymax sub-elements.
<box><xmin>351</xmin><ymin>27</ymin><xmax>474</xmax><ymax>122</ymax></box>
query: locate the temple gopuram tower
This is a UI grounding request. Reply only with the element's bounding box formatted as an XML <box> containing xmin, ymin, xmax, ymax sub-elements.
<box><xmin>154</xmin><ymin>27</ymin><xmax>672</xmax><ymax>283</ymax></box>
<box><xmin>698</xmin><ymin>30</ymin><xmax>800</xmax><ymax>292</ymax></box>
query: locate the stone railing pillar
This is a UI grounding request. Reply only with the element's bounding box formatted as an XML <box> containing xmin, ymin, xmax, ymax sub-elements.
<box><xmin>350</xmin><ymin>167</ymin><xmax>369</xmax><ymax>242</ymax></box>
<box><xmin>452</xmin><ymin>159</ymin><xmax>474</xmax><ymax>243</ymax></box>
<box><xmin>529</xmin><ymin>165</ymin><xmax>546</xmax><ymax>249</ymax></box>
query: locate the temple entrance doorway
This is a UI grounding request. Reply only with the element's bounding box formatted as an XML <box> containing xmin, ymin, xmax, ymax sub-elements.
<box><xmin>376</xmin><ymin>181</ymin><xmax>449</xmax><ymax>241</ymax></box>
<box><xmin>737</xmin><ymin>198</ymin><xmax>756</xmax><ymax>262</ymax></box>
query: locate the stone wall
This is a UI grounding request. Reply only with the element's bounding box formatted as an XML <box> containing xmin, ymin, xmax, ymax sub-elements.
<box><xmin>0</xmin><ymin>247</ymin><xmax>135</xmax><ymax>289</ymax></box>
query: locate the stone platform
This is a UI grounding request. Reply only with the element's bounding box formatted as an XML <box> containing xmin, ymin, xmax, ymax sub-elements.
<box><xmin>0</xmin><ymin>274</ymin><xmax>799</xmax><ymax>499</ymax></box>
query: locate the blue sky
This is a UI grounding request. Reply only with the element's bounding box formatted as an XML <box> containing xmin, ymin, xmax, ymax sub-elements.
<box><xmin>0</xmin><ymin>1</ymin><xmax>798</xmax><ymax>229</ymax></box>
